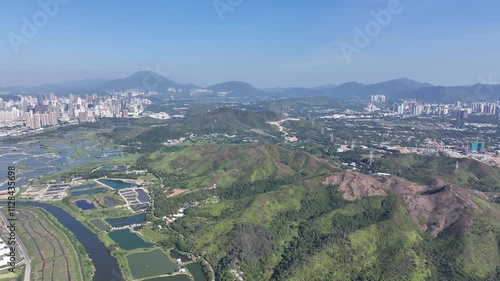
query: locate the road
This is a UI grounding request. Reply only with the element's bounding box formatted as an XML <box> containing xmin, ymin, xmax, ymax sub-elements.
<box><xmin>0</xmin><ymin>210</ymin><xmax>30</xmax><ymax>281</ymax></box>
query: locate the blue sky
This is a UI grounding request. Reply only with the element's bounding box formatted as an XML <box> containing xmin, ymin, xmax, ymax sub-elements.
<box><xmin>1</xmin><ymin>0</ymin><xmax>500</xmax><ymax>88</ymax></box>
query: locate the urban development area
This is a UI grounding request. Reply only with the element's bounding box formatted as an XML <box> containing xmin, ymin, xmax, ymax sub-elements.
<box><xmin>1</xmin><ymin>73</ymin><xmax>500</xmax><ymax>281</ymax></box>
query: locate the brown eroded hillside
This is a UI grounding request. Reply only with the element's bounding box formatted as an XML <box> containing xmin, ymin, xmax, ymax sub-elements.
<box><xmin>323</xmin><ymin>171</ymin><xmax>500</xmax><ymax>236</ymax></box>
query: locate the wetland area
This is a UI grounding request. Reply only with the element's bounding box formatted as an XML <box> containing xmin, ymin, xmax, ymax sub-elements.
<box><xmin>1</xmin><ymin>128</ymin><xmax>210</xmax><ymax>281</ymax></box>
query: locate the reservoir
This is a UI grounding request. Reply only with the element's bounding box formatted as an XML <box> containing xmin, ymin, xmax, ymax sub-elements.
<box><xmin>17</xmin><ymin>201</ymin><xmax>124</xmax><ymax>281</ymax></box>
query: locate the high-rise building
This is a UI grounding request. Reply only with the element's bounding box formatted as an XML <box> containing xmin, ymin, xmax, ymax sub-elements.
<box><xmin>371</xmin><ymin>95</ymin><xmax>386</xmax><ymax>102</ymax></box>
<box><xmin>78</xmin><ymin>112</ymin><xmax>88</xmax><ymax>123</ymax></box>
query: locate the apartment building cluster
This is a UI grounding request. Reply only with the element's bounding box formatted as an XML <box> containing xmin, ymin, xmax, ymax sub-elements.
<box><xmin>392</xmin><ymin>100</ymin><xmax>500</xmax><ymax>117</ymax></box>
<box><xmin>0</xmin><ymin>90</ymin><xmax>150</xmax><ymax>132</ymax></box>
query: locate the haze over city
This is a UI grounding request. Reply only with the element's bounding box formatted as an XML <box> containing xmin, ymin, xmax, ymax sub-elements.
<box><xmin>2</xmin><ymin>0</ymin><xmax>500</xmax><ymax>88</ymax></box>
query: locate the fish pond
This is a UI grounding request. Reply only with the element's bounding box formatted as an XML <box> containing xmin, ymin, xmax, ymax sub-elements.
<box><xmin>98</xmin><ymin>179</ymin><xmax>136</xmax><ymax>189</ymax></box>
<box><xmin>70</xmin><ymin>183</ymin><xmax>95</xmax><ymax>191</ymax></box>
<box><xmin>108</xmin><ymin>229</ymin><xmax>153</xmax><ymax>250</ymax></box>
<box><xmin>95</xmin><ymin>165</ymin><xmax>127</xmax><ymax>171</ymax></box>
<box><xmin>170</xmin><ymin>250</ymin><xmax>190</xmax><ymax>263</ymax></box>
<box><xmin>127</xmin><ymin>249</ymin><xmax>178</xmax><ymax>279</ymax></box>
<box><xmin>74</xmin><ymin>199</ymin><xmax>96</xmax><ymax>210</ymax></box>
<box><xmin>104</xmin><ymin>197</ymin><xmax>118</xmax><ymax>207</ymax></box>
<box><xmin>186</xmin><ymin>263</ymin><xmax>209</xmax><ymax>281</ymax></box>
<box><xmin>137</xmin><ymin>189</ymin><xmax>150</xmax><ymax>202</ymax></box>
<box><xmin>71</xmin><ymin>187</ymin><xmax>107</xmax><ymax>197</ymax></box>
<box><xmin>105</xmin><ymin>213</ymin><xmax>145</xmax><ymax>228</ymax></box>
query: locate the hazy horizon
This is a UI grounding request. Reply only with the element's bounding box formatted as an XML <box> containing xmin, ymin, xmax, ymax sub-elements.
<box><xmin>1</xmin><ymin>70</ymin><xmax>497</xmax><ymax>90</ymax></box>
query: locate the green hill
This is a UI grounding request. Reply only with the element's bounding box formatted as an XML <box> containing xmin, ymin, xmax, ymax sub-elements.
<box><xmin>148</xmin><ymin>146</ymin><xmax>500</xmax><ymax>281</ymax></box>
<box><xmin>120</xmin><ymin>108</ymin><xmax>281</xmax><ymax>151</ymax></box>
<box><xmin>139</xmin><ymin>143</ymin><xmax>337</xmax><ymax>190</ymax></box>
<box><xmin>140</xmin><ymin>143</ymin><xmax>339</xmax><ymax>218</ymax></box>
<box><xmin>182</xmin><ymin>107</ymin><xmax>280</xmax><ymax>134</ymax></box>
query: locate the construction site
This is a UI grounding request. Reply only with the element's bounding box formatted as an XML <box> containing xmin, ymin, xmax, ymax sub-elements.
<box><xmin>385</xmin><ymin>140</ymin><xmax>500</xmax><ymax>167</ymax></box>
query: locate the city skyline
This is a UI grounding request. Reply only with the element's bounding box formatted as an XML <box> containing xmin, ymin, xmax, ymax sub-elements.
<box><xmin>2</xmin><ymin>0</ymin><xmax>500</xmax><ymax>88</ymax></box>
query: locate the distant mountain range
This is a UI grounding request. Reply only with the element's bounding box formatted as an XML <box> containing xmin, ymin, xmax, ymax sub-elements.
<box><xmin>2</xmin><ymin>71</ymin><xmax>500</xmax><ymax>102</ymax></box>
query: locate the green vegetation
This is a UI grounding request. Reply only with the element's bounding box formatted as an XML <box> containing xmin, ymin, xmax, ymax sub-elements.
<box><xmin>98</xmin><ymin>108</ymin><xmax>282</xmax><ymax>153</ymax></box>
<box><xmin>144</xmin><ymin>144</ymin><xmax>499</xmax><ymax>280</ymax></box>
<box><xmin>144</xmin><ymin>143</ymin><xmax>338</xmax><ymax>218</ymax></box>
<box><xmin>140</xmin><ymin>143</ymin><xmax>336</xmax><ymax>189</ymax></box>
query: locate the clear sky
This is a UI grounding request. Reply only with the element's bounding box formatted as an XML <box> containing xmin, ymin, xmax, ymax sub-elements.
<box><xmin>1</xmin><ymin>0</ymin><xmax>500</xmax><ymax>88</ymax></box>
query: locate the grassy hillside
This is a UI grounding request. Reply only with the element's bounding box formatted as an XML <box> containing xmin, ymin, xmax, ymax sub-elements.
<box><xmin>142</xmin><ymin>144</ymin><xmax>339</xmax><ymax>217</ymax></box>
<box><xmin>138</xmin><ymin>108</ymin><xmax>279</xmax><ymax>140</ymax></box>
<box><xmin>139</xmin><ymin>144</ymin><xmax>336</xmax><ymax>190</ymax></box>
<box><xmin>161</xmin><ymin>182</ymin><xmax>500</xmax><ymax>281</ymax></box>
<box><xmin>81</xmin><ymin>117</ymin><xmax>500</xmax><ymax>281</ymax></box>
<box><xmin>158</xmin><ymin>175</ymin><xmax>499</xmax><ymax>281</ymax></box>
<box><xmin>147</xmin><ymin>146</ymin><xmax>499</xmax><ymax>280</ymax></box>
<box><xmin>182</xmin><ymin>107</ymin><xmax>280</xmax><ymax>134</ymax></box>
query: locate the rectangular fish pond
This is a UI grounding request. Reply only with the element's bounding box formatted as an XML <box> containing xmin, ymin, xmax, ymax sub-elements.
<box><xmin>126</xmin><ymin>249</ymin><xmax>179</xmax><ymax>280</ymax></box>
<box><xmin>108</xmin><ymin>229</ymin><xmax>153</xmax><ymax>250</ymax></box>
<box><xmin>105</xmin><ymin>213</ymin><xmax>146</xmax><ymax>228</ymax></box>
